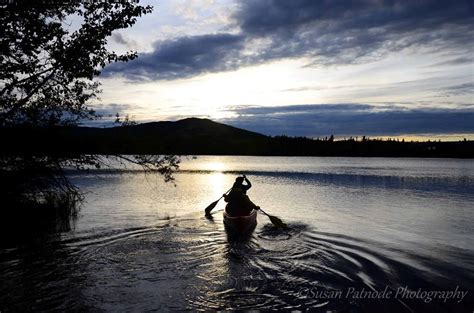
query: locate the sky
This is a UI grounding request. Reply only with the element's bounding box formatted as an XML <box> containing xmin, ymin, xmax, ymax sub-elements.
<box><xmin>89</xmin><ymin>0</ymin><xmax>473</xmax><ymax>140</ymax></box>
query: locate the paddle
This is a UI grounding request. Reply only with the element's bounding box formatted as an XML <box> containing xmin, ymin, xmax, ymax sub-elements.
<box><xmin>204</xmin><ymin>187</ymin><xmax>232</xmax><ymax>216</ymax></box>
<box><xmin>257</xmin><ymin>207</ymin><xmax>288</xmax><ymax>229</ymax></box>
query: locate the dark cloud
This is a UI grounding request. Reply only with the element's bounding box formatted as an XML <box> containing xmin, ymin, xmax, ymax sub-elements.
<box><xmin>103</xmin><ymin>0</ymin><xmax>474</xmax><ymax>80</ymax></box>
<box><xmin>91</xmin><ymin>103</ymin><xmax>137</xmax><ymax>117</ymax></box>
<box><xmin>229</xmin><ymin>103</ymin><xmax>375</xmax><ymax>115</ymax></box>
<box><xmin>441</xmin><ymin>83</ymin><xmax>474</xmax><ymax>96</ymax></box>
<box><xmin>103</xmin><ymin>33</ymin><xmax>245</xmax><ymax>80</ymax></box>
<box><xmin>221</xmin><ymin>104</ymin><xmax>474</xmax><ymax>137</ymax></box>
<box><xmin>237</xmin><ymin>0</ymin><xmax>473</xmax><ymax>35</ymax></box>
<box><xmin>235</xmin><ymin>0</ymin><xmax>474</xmax><ymax>66</ymax></box>
<box><xmin>111</xmin><ymin>33</ymin><xmax>128</xmax><ymax>45</ymax></box>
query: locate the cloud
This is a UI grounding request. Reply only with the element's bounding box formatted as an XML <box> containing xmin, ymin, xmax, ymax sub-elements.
<box><xmin>427</xmin><ymin>56</ymin><xmax>474</xmax><ymax>67</ymax></box>
<box><xmin>234</xmin><ymin>0</ymin><xmax>474</xmax><ymax>66</ymax></box>
<box><xmin>229</xmin><ymin>103</ymin><xmax>375</xmax><ymax>115</ymax></box>
<box><xmin>111</xmin><ymin>33</ymin><xmax>128</xmax><ymax>45</ymax></box>
<box><xmin>103</xmin><ymin>0</ymin><xmax>474</xmax><ymax>80</ymax></box>
<box><xmin>103</xmin><ymin>33</ymin><xmax>245</xmax><ymax>80</ymax></box>
<box><xmin>172</xmin><ymin>0</ymin><xmax>217</xmax><ymax>22</ymax></box>
<box><xmin>441</xmin><ymin>83</ymin><xmax>474</xmax><ymax>97</ymax></box>
<box><xmin>80</xmin><ymin>103</ymin><xmax>145</xmax><ymax>127</ymax></box>
<box><xmin>83</xmin><ymin>102</ymin><xmax>474</xmax><ymax>136</ymax></box>
<box><xmin>90</xmin><ymin>103</ymin><xmax>137</xmax><ymax>117</ymax></box>
<box><xmin>110</xmin><ymin>32</ymin><xmax>139</xmax><ymax>50</ymax></box>
<box><xmin>220</xmin><ymin>104</ymin><xmax>474</xmax><ymax>137</ymax></box>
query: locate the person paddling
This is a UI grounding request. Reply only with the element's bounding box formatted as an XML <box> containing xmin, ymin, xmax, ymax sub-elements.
<box><xmin>223</xmin><ymin>175</ymin><xmax>259</xmax><ymax>217</ymax></box>
<box><xmin>204</xmin><ymin>175</ymin><xmax>287</xmax><ymax>229</ymax></box>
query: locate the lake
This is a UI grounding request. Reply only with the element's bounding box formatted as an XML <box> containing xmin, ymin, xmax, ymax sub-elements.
<box><xmin>1</xmin><ymin>156</ymin><xmax>473</xmax><ymax>311</ymax></box>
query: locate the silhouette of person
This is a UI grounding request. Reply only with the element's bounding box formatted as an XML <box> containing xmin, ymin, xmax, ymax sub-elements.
<box><xmin>223</xmin><ymin>175</ymin><xmax>259</xmax><ymax>216</ymax></box>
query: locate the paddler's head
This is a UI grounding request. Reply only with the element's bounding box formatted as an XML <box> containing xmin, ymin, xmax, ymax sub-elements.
<box><xmin>232</xmin><ymin>176</ymin><xmax>245</xmax><ymax>189</ymax></box>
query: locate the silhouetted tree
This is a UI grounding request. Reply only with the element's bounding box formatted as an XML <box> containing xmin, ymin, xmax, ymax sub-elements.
<box><xmin>0</xmin><ymin>1</ymin><xmax>178</xmax><ymax>226</ymax></box>
<box><xmin>1</xmin><ymin>1</ymin><xmax>154</xmax><ymax>126</ymax></box>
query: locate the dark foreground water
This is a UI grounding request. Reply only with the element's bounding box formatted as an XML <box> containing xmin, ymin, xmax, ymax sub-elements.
<box><xmin>1</xmin><ymin>157</ymin><xmax>473</xmax><ymax>312</ymax></box>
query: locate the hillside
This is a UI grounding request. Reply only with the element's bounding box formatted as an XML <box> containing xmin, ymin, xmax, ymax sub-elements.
<box><xmin>1</xmin><ymin>118</ymin><xmax>270</xmax><ymax>155</ymax></box>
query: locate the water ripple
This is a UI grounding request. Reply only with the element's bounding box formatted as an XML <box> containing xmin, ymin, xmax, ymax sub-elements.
<box><xmin>0</xmin><ymin>214</ymin><xmax>472</xmax><ymax>312</ymax></box>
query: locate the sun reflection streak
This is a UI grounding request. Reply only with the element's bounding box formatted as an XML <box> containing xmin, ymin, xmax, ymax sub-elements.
<box><xmin>208</xmin><ymin>172</ymin><xmax>227</xmax><ymax>200</ymax></box>
<box><xmin>206</xmin><ymin>162</ymin><xmax>229</xmax><ymax>201</ymax></box>
<box><xmin>207</xmin><ymin>162</ymin><xmax>226</xmax><ymax>172</ymax></box>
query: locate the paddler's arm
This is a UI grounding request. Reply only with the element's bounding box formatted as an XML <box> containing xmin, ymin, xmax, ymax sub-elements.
<box><xmin>243</xmin><ymin>175</ymin><xmax>252</xmax><ymax>190</ymax></box>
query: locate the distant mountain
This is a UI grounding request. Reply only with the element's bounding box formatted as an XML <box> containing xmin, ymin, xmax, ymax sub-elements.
<box><xmin>1</xmin><ymin>118</ymin><xmax>473</xmax><ymax>158</ymax></box>
<box><xmin>103</xmin><ymin>118</ymin><xmax>270</xmax><ymax>155</ymax></box>
<box><xmin>1</xmin><ymin>118</ymin><xmax>271</xmax><ymax>155</ymax></box>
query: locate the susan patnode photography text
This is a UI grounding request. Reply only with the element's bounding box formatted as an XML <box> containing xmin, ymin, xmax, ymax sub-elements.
<box><xmin>297</xmin><ymin>286</ymin><xmax>469</xmax><ymax>304</ymax></box>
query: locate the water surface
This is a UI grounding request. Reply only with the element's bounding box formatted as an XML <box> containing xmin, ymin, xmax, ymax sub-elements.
<box><xmin>1</xmin><ymin>157</ymin><xmax>473</xmax><ymax>311</ymax></box>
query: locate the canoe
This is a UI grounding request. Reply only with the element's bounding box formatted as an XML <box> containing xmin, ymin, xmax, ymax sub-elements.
<box><xmin>223</xmin><ymin>208</ymin><xmax>257</xmax><ymax>234</ymax></box>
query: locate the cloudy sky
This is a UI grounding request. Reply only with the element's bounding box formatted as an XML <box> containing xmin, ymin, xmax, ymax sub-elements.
<box><xmin>91</xmin><ymin>0</ymin><xmax>473</xmax><ymax>139</ymax></box>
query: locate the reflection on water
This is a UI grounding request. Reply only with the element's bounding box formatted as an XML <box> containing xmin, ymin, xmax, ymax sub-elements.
<box><xmin>1</xmin><ymin>215</ymin><xmax>472</xmax><ymax>311</ymax></box>
<box><xmin>0</xmin><ymin>157</ymin><xmax>473</xmax><ymax>311</ymax></box>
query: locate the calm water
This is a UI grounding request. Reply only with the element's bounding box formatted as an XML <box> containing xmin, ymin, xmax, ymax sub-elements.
<box><xmin>1</xmin><ymin>156</ymin><xmax>473</xmax><ymax>312</ymax></box>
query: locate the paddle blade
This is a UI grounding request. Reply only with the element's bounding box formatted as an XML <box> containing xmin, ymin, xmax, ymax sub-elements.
<box><xmin>268</xmin><ymin>215</ymin><xmax>288</xmax><ymax>229</ymax></box>
<box><xmin>204</xmin><ymin>199</ymin><xmax>219</xmax><ymax>215</ymax></box>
